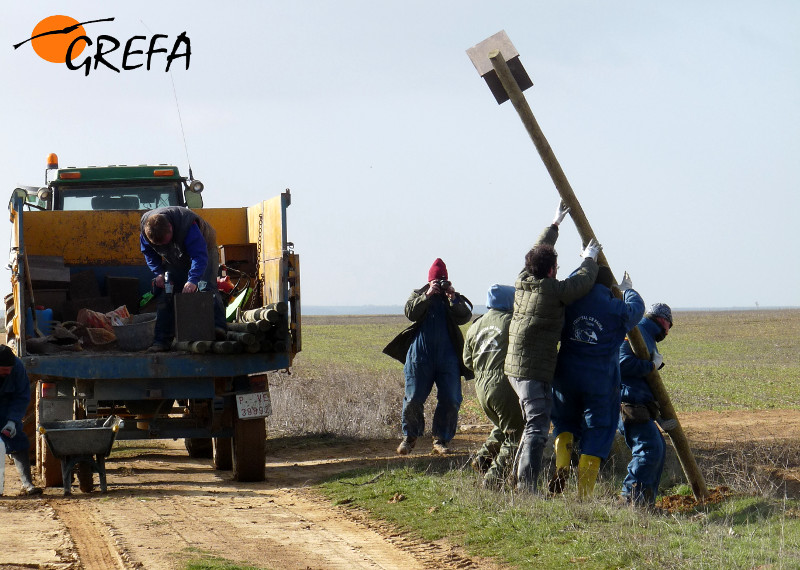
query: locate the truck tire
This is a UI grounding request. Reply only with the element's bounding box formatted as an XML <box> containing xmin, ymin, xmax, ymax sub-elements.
<box><xmin>213</xmin><ymin>437</ymin><xmax>233</xmax><ymax>471</ymax></box>
<box><xmin>232</xmin><ymin>416</ymin><xmax>265</xmax><ymax>482</ymax></box>
<box><xmin>184</xmin><ymin>438</ymin><xmax>213</xmax><ymax>458</ymax></box>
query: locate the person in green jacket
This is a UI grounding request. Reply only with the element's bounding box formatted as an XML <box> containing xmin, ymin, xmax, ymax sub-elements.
<box><xmin>383</xmin><ymin>259</ymin><xmax>473</xmax><ymax>455</ymax></box>
<box><xmin>463</xmin><ymin>284</ymin><xmax>523</xmax><ymax>489</ymax></box>
<box><xmin>504</xmin><ymin>202</ymin><xmax>601</xmax><ymax>492</ymax></box>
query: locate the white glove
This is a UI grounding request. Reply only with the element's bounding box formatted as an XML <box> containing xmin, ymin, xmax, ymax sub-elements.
<box><xmin>618</xmin><ymin>271</ymin><xmax>632</xmax><ymax>291</ymax></box>
<box><xmin>658</xmin><ymin>417</ymin><xmax>679</xmax><ymax>431</ymax></box>
<box><xmin>1</xmin><ymin>420</ymin><xmax>16</xmax><ymax>439</ymax></box>
<box><xmin>581</xmin><ymin>238</ymin><xmax>602</xmax><ymax>261</ymax></box>
<box><xmin>552</xmin><ymin>202</ymin><xmax>570</xmax><ymax>226</ymax></box>
<box><xmin>652</xmin><ymin>352</ymin><xmax>664</xmax><ymax>370</ymax></box>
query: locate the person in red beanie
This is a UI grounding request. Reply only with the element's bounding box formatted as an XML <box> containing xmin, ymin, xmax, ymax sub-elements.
<box><xmin>383</xmin><ymin>259</ymin><xmax>473</xmax><ymax>455</ymax></box>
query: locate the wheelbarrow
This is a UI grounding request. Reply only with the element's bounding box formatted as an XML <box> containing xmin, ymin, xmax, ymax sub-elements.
<box><xmin>38</xmin><ymin>416</ymin><xmax>123</xmax><ymax>496</ymax></box>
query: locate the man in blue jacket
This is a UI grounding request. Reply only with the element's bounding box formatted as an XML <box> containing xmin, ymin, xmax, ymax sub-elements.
<box><xmin>618</xmin><ymin>303</ymin><xmax>675</xmax><ymax>506</ymax></box>
<box><xmin>0</xmin><ymin>344</ymin><xmax>42</xmax><ymax>496</ymax></box>
<box><xmin>550</xmin><ymin>268</ymin><xmax>644</xmax><ymax>499</ymax></box>
<box><xmin>140</xmin><ymin>206</ymin><xmax>227</xmax><ymax>351</ymax></box>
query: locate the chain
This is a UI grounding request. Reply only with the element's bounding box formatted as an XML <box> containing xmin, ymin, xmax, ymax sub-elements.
<box><xmin>255</xmin><ymin>211</ymin><xmax>264</xmax><ymax>307</ymax></box>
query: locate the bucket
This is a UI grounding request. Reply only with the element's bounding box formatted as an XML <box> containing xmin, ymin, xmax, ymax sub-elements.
<box><xmin>112</xmin><ymin>313</ymin><xmax>157</xmax><ymax>351</ymax></box>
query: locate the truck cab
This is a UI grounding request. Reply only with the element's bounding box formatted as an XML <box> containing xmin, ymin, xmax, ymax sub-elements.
<box><xmin>18</xmin><ymin>153</ymin><xmax>204</xmax><ymax>212</ymax></box>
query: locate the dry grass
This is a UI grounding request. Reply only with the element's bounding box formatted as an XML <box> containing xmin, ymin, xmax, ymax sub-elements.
<box><xmin>267</xmin><ymin>365</ymin><xmax>404</xmax><ymax>438</ymax></box>
<box><xmin>267</xmin><ymin>362</ymin><xmax>484</xmax><ymax>439</ymax></box>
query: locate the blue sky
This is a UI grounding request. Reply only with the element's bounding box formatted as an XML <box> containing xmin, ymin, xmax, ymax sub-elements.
<box><xmin>2</xmin><ymin>2</ymin><xmax>798</xmax><ymax>309</ymax></box>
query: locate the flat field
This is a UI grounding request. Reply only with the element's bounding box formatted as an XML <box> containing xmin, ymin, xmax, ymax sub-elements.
<box><xmin>283</xmin><ymin>309</ymin><xmax>800</xmax><ymax>569</ymax></box>
<box><xmin>280</xmin><ymin>309</ymin><xmax>800</xmax><ymax>438</ymax></box>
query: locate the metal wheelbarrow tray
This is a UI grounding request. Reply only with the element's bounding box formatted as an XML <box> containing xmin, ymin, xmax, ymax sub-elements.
<box><xmin>39</xmin><ymin>416</ymin><xmax>123</xmax><ymax>496</ymax></box>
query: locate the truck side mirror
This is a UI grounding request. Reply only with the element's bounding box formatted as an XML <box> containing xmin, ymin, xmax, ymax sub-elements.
<box><xmin>184</xmin><ymin>179</ymin><xmax>204</xmax><ymax>208</ymax></box>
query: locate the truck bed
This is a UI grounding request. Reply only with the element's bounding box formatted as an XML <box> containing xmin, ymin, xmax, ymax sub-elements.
<box><xmin>22</xmin><ymin>349</ymin><xmax>290</xmax><ymax>380</ymax></box>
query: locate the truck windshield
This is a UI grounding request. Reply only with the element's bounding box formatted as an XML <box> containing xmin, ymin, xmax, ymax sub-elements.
<box><xmin>56</xmin><ymin>183</ymin><xmax>183</xmax><ymax>211</ymax></box>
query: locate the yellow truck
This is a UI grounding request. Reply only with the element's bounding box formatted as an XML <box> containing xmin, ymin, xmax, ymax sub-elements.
<box><xmin>5</xmin><ymin>154</ymin><xmax>301</xmax><ymax>488</ymax></box>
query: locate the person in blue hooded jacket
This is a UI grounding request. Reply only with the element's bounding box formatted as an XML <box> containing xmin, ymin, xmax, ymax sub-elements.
<box><xmin>0</xmin><ymin>344</ymin><xmax>42</xmax><ymax>496</ymax></box>
<box><xmin>463</xmin><ymin>284</ymin><xmax>523</xmax><ymax>488</ymax></box>
<box><xmin>618</xmin><ymin>302</ymin><xmax>675</xmax><ymax>506</ymax></box>
<box><xmin>549</xmin><ymin>268</ymin><xmax>645</xmax><ymax>499</ymax></box>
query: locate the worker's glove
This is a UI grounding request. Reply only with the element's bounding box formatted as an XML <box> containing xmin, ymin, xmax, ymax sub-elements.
<box><xmin>552</xmin><ymin>202</ymin><xmax>570</xmax><ymax>226</ymax></box>
<box><xmin>651</xmin><ymin>352</ymin><xmax>664</xmax><ymax>370</ymax></box>
<box><xmin>618</xmin><ymin>271</ymin><xmax>633</xmax><ymax>291</ymax></box>
<box><xmin>658</xmin><ymin>417</ymin><xmax>679</xmax><ymax>431</ymax></box>
<box><xmin>1</xmin><ymin>420</ymin><xmax>16</xmax><ymax>439</ymax></box>
<box><xmin>581</xmin><ymin>238</ymin><xmax>602</xmax><ymax>261</ymax></box>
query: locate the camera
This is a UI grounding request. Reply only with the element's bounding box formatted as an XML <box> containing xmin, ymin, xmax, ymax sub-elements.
<box><xmin>433</xmin><ymin>279</ymin><xmax>451</xmax><ymax>291</ymax></box>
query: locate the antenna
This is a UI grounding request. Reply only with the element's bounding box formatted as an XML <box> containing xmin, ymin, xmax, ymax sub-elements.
<box><xmin>140</xmin><ymin>20</ymin><xmax>193</xmax><ymax>178</ymax></box>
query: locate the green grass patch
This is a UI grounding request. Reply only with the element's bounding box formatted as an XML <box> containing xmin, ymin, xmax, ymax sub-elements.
<box><xmin>296</xmin><ymin>310</ymin><xmax>800</xmax><ymax>413</ymax></box>
<box><xmin>320</xmin><ymin>464</ymin><xmax>800</xmax><ymax>569</ymax></box>
<box><xmin>665</xmin><ymin>310</ymin><xmax>800</xmax><ymax>411</ymax></box>
<box><xmin>110</xmin><ymin>439</ymin><xmax>169</xmax><ymax>458</ymax></box>
<box><xmin>180</xmin><ymin>548</ymin><xmax>271</xmax><ymax>570</ymax></box>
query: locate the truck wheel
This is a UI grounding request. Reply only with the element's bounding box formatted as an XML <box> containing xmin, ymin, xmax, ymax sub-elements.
<box><xmin>35</xmin><ymin>385</ymin><xmax>63</xmax><ymax>488</ymax></box>
<box><xmin>232</xmin><ymin>417</ymin><xmax>265</xmax><ymax>482</ymax></box>
<box><xmin>184</xmin><ymin>438</ymin><xmax>213</xmax><ymax>458</ymax></box>
<box><xmin>213</xmin><ymin>437</ymin><xmax>232</xmax><ymax>471</ymax></box>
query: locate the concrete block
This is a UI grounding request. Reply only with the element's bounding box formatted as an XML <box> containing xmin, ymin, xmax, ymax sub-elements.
<box><xmin>174</xmin><ymin>292</ymin><xmax>215</xmax><ymax>342</ymax></box>
<box><xmin>106</xmin><ymin>276</ymin><xmax>141</xmax><ymax>314</ymax></box>
<box><xmin>69</xmin><ymin>269</ymin><xmax>101</xmax><ymax>299</ymax></box>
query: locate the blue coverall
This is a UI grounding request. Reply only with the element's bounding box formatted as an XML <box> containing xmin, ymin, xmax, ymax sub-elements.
<box><xmin>552</xmin><ymin>285</ymin><xmax>644</xmax><ymax>458</ymax></box>
<box><xmin>402</xmin><ymin>295</ymin><xmax>463</xmax><ymax>443</ymax></box>
<box><xmin>618</xmin><ymin>316</ymin><xmax>666</xmax><ymax>505</ymax></box>
<box><xmin>0</xmin><ymin>359</ymin><xmax>32</xmax><ymax>454</ymax></box>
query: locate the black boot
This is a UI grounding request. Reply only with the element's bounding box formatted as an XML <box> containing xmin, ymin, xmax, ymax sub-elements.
<box><xmin>515</xmin><ymin>439</ymin><xmax>546</xmax><ymax>493</ymax></box>
<box><xmin>11</xmin><ymin>452</ymin><xmax>43</xmax><ymax>496</ymax></box>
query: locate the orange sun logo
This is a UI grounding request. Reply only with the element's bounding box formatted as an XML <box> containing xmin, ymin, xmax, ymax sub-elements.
<box><xmin>29</xmin><ymin>15</ymin><xmax>87</xmax><ymax>63</ymax></box>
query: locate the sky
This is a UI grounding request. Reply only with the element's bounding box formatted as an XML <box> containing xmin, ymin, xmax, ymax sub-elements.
<box><xmin>1</xmin><ymin>1</ymin><xmax>798</xmax><ymax>310</ymax></box>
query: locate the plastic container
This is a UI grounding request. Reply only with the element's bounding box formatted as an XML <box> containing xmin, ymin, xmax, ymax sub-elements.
<box><xmin>112</xmin><ymin>313</ymin><xmax>157</xmax><ymax>351</ymax></box>
<box><xmin>25</xmin><ymin>307</ymin><xmax>54</xmax><ymax>336</ymax></box>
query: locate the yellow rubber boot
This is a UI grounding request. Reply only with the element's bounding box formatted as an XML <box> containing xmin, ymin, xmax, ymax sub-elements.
<box><xmin>577</xmin><ymin>454</ymin><xmax>601</xmax><ymax>500</ymax></box>
<box><xmin>548</xmin><ymin>432</ymin><xmax>573</xmax><ymax>494</ymax></box>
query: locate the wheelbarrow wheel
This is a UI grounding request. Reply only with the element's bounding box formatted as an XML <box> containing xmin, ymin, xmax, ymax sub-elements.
<box><xmin>77</xmin><ymin>461</ymin><xmax>94</xmax><ymax>493</ymax></box>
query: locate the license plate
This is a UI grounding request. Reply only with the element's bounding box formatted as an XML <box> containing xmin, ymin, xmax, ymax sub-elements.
<box><xmin>235</xmin><ymin>391</ymin><xmax>272</xmax><ymax>419</ymax></box>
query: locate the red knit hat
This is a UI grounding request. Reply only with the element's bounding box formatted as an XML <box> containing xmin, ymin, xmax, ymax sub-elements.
<box><xmin>428</xmin><ymin>258</ymin><xmax>448</xmax><ymax>281</ymax></box>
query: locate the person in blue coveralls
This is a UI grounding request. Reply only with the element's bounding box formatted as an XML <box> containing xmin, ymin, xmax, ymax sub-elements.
<box><xmin>0</xmin><ymin>344</ymin><xmax>42</xmax><ymax>496</ymax></box>
<box><xmin>140</xmin><ymin>206</ymin><xmax>227</xmax><ymax>352</ymax></box>
<box><xmin>383</xmin><ymin>259</ymin><xmax>473</xmax><ymax>456</ymax></box>
<box><xmin>462</xmin><ymin>284</ymin><xmax>524</xmax><ymax>489</ymax></box>
<box><xmin>618</xmin><ymin>302</ymin><xmax>676</xmax><ymax>506</ymax></box>
<box><xmin>549</xmin><ymin>268</ymin><xmax>645</xmax><ymax>499</ymax></box>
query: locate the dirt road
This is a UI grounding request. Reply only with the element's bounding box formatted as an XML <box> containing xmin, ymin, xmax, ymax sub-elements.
<box><xmin>1</xmin><ymin>410</ymin><xmax>798</xmax><ymax>570</ymax></box>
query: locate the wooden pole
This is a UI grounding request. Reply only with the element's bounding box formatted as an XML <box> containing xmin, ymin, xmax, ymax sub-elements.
<box><xmin>488</xmin><ymin>50</ymin><xmax>709</xmax><ymax>499</ymax></box>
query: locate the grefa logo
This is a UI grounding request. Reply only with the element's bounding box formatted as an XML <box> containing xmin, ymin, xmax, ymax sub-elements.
<box><xmin>13</xmin><ymin>15</ymin><xmax>191</xmax><ymax>76</ymax></box>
